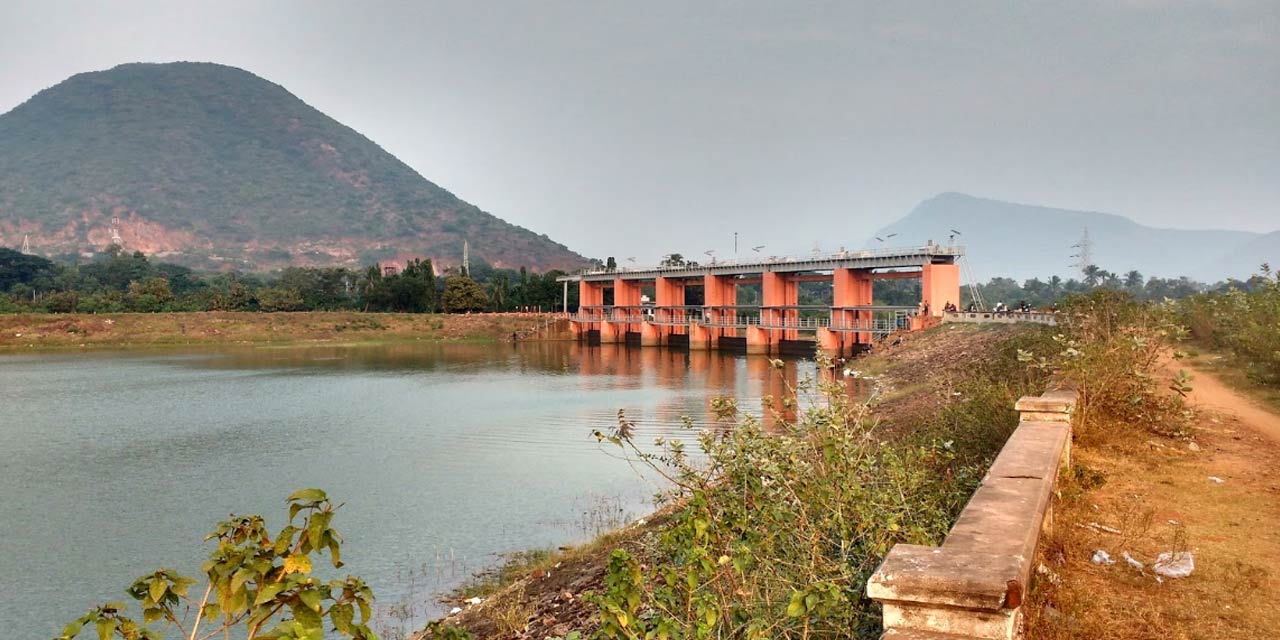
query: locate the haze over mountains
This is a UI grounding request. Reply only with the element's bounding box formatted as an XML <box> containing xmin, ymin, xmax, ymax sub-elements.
<box><xmin>0</xmin><ymin>62</ymin><xmax>587</xmax><ymax>272</ymax></box>
<box><xmin>870</xmin><ymin>193</ymin><xmax>1277</xmax><ymax>283</ymax></box>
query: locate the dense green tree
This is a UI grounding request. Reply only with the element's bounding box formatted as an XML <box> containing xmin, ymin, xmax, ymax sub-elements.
<box><xmin>0</xmin><ymin>248</ymin><xmax>57</xmax><ymax>290</ymax></box>
<box><xmin>441</xmin><ymin>276</ymin><xmax>489</xmax><ymax>313</ymax></box>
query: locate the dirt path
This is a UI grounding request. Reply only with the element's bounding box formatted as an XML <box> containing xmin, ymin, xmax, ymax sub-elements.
<box><xmin>1028</xmin><ymin>361</ymin><xmax>1280</xmax><ymax>639</ymax></box>
<box><xmin>1176</xmin><ymin>359</ymin><xmax>1280</xmax><ymax>445</ymax></box>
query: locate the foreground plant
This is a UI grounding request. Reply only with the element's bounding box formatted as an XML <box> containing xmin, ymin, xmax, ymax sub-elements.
<box><xmin>58</xmin><ymin>489</ymin><xmax>378</xmax><ymax>640</ymax></box>
<box><xmin>588</xmin><ymin>356</ymin><xmax>994</xmax><ymax>639</ymax></box>
<box><xmin>1051</xmin><ymin>289</ymin><xmax>1192</xmax><ymax>439</ymax></box>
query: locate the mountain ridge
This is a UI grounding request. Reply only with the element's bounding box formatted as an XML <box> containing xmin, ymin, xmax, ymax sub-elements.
<box><xmin>0</xmin><ymin>62</ymin><xmax>588</xmax><ymax>272</ymax></box>
<box><xmin>869</xmin><ymin>193</ymin><xmax>1273</xmax><ymax>282</ymax></box>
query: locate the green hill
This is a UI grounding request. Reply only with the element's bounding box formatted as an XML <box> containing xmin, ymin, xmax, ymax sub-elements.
<box><xmin>0</xmin><ymin>62</ymin><xmax>587</xmax><ymax>272</ymax></box>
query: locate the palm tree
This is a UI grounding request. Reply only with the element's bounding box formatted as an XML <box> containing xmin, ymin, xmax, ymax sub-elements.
<box><xmin>1082</xmin><ymin>265</ymin><xmax>1104</xmax><ymax>288</ymax></box>
<box><xmin>1124</xmin><ymin>270</ymin><xmax>1144</xmax><ymax>289</ymax></box>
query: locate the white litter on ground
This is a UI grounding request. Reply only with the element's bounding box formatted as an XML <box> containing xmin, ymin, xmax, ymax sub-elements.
<box><xmin>1153</xmin><ymin>551</ymin><xmax>1195</xmax><ymax>579</ymax></box>
<box><xmin>1208</xmin><ymin>476</ymin><xmax>1225</xmax><ymax>484</ymax></box>
<box><xmin>1091</xmin><ymin>550</ymin><xmax>1115</xmax><ymax>565</ymax></box>
<box><xmin>1121</xmin><ymin>551</ymin><xmax>1144</xmax><ymax>571</ymax></box>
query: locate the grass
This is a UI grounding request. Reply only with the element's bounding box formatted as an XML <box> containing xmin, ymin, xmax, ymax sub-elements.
<box><xmin>0</xmin><ymin>311</ymin><xmax>571</xmax><ymax>352</ymax></box>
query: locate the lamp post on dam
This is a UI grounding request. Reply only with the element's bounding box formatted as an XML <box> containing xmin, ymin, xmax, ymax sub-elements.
<box><xmin>557</xmin><ymin>244</ymin><xmax>963</xmax><ymax>356</ymax></box>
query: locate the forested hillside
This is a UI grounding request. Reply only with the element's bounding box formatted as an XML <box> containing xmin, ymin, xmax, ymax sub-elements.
<box><xmin>0</xmin><ymin>62</ymin><xmax>587</xmax><ymax>272</ymax></box>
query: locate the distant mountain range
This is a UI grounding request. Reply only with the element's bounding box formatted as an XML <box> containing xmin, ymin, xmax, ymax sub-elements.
<box><xmin>0</xmin><ymin>62</ymin><xmax>588</xmax><ymax>272</ymax></box>
<box><xmin>869</xmin><ymin>193</ymin><xmax>1276</xmax><ymax>283</ymax></box>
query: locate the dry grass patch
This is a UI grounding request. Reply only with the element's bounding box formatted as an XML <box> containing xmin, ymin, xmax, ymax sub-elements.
<box><xmin>1027</xmin><ymin>411</ymin><xmax>1280</xmax><ymax>639</ymax></box>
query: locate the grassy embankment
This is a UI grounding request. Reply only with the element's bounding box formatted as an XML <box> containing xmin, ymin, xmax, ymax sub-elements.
<box><xmin>412</xmin><ymin>322</ymin><xmax>1059</xmax><ymax>640</ymax></box>
<box><xmin>0</xmin><ymin>312</ymin><xmax>572</xmax><ymax>352</ymax></box>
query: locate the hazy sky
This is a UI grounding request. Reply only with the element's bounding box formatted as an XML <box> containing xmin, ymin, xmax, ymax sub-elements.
<box><xmin>1</xmin><ymin>1</ymin><xmax>1276</xmax><ymax>261</ymax></box>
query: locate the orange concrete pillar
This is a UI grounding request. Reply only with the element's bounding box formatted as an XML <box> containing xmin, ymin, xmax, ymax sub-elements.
<box><xmin>654</xmin><ymin>276</ymin><xmax>685</xmax><ymax>340</ymax></box>
<box><xmin>920</xmin><ymin>263</ymin><xmax>960</xmax><ymax>318</ymax></box>
<box><xmin>579</xmin><ymin>280</ymin><xmax>605</xmax><ymax>308</ymax></box>
<box><xmin>816</xmin><ymin>327</ymin><xmax>842</xmax><ymax>354</ymax></box>
<box><xmin>600</xmin><ymin>320</ymin><xmax>623</xmax><ymax>343</ymax></box>
<box><xmin>704</xmin><ymin>274</ymin><xmax>738</xmax><ymax>338</ymax></box>
<box><xmin>763</xmin><ymin>271</ymin><xmax>798</xmax><ymax>341</ymax></box>
<box><xmin>641</xmin><ymin>322</ymin><xmax>662</xmax><ymax>347</ymax></box>
<box><xmin>614</xmin><ymin>278</ymin><xmax>643</xmax><ymax>332</ymax></box>
<box><xmin>689</xmin><ymin>322</ymin><xmax>711</xmax><ymax>350</ymax></box>
<box><xmin>833</xmin><ymin>268</ymin><xmax>874</xmax><ymax>345</ymax></box>
<box><xmin>746</xmin><ymin>325</ymin><xmax>771</xmax><ymax>355</ymax></box>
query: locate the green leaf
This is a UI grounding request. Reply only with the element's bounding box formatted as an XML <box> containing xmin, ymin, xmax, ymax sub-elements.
<box><xmin>786</xmin><ymin>592</ymin><xmax>805</xmax><ymax>618</ymax></box>
<box><xmin>95</xmin><ymin>618</ymin><xmax>115</xmax><ymax>640</ymax></box>
<box><xmin>61</xmin><ymin>619</ymin><xmax>85</xmax><ymax>638</ymax></box>
<box><xmin>231</xmin><ymin>567</ymin><xmax>255</xmax><ymax>594</ymax></box>
<box><xmin>298</xmin><ymin>588</ymin><xmax>323</xmax><ymax>612</ymax></box>
<box><xmin>290</xmin><ymin>600</ymin><xmax>324</xmax><ymax>631</ymax></box>
<box><xmin>328</xmin><ymin>539</ymin><xmax>343</xmax><ymax>568</ymax></box>
<box><xmin>330</xmin><ymin>603</ymin><xmax>354</xmax><ymax>634</ymax></box>
<box><xmin>255</xmin><ymin>582</ymin><xmax>288</xmax><ymax>606</ymax></box>
<box><xmin>284</xmin><ymin>554</ymin><xmax>312</xmax><ymax>575</ymax></box>
<box><xmin>201</xmin><ymin>602</ymin><xmax>221</xmax><ymax>621</ymax></box>
<box><xmin>171</xmin><ymin>575</ymin><xmax>195</xmax><ymax>597</ymax></box>
<box><xmin>148</xmin><ymin>579</ymin><xmax>167</xmax><ymax>604</ymax></box>
<box><xmin>287</xmin><ymin>489</ymin><xmax>327</xmax><ymax>503</ymax></box>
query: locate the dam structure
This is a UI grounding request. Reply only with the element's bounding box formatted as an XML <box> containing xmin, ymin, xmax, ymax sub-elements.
<box><xmin>558</xmin><ymin>244</ymin><xmax>963</xmax><ymax>355</ymax></box>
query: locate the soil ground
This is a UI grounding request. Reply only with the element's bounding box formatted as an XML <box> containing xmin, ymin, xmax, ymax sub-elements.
<box><xmin>1026</xmin><ymin>358</ymin><xmax>1280</xmax><ymax>639</ymax></box>
<box><xmin>0</xmin><ymin>311</ymin><xmax>571</xmax><ymax>351</ymax></box>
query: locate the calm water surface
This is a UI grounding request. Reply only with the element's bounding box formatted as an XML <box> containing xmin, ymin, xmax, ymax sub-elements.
<box><xmin>0</xmin><ymin>341</ymin><xmax>839</xmax><ymax>638</ymax></box>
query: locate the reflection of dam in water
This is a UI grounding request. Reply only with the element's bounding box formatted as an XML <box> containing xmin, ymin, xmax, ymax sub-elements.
<box><xmin>0</xmin><ymin>339</ymin><xmax>871</xmax><ymax>635</ymax></box>
<box><xmin>572</xmin><ymin>341</ymin><xmax>871</xmax><ymax>429</ymax></box>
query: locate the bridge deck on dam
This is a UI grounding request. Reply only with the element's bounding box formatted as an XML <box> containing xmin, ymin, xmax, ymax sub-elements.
<box><xmin>557</xmin><ymin>244</ymin><xmax>963</xmax><ymax>282</ymax></box>
<box><xmin>558</xmin><ymin>245</ymin><xmax>965</xmax><ymax>356</ymax></box>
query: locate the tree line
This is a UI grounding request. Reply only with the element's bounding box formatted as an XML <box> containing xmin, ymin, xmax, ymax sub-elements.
<box><xmin>0</xmin><ymin>246</ymin><xmax>577</xmax><ymax>314</ymax></box>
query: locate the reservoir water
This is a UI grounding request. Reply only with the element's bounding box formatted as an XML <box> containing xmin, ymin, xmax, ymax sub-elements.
<box><xmin>0</xmin><ymin>341</ymin><xmax>838</xmax><ymax>638</ymax></box>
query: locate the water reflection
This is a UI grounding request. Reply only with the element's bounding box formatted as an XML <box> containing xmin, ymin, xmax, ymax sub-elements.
<box><xmin>0</xmin><ymin>341</ymin><xmax>867</xmax><ymax>638</ymax></box>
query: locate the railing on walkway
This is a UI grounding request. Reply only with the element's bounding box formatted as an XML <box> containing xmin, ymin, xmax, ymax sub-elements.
<box><xmin>571</xmin><ymin>305</ymin><xmax>920</xmax><ymax>338</ymax></box>
<box><xmin>564</xmin><ymin>244</ymin><xmax>965</xmax><ymax>277</ymax></box>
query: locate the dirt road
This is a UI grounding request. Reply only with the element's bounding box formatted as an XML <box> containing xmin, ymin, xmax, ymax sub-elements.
<box><xmin>1175</xmin><ymin>359</ymin><xmax>1280</xmax><ymax>445</ymax></box>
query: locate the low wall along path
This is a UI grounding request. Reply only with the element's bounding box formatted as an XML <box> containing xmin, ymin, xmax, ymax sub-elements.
<box><xmin>867</xmin><ymin>386</ymin><xmax>1078</xmax><ymax>639</ymax></box>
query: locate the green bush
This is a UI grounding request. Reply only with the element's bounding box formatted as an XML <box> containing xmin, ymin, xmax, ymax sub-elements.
<box><xmin>58</xmin><ymin>489</ymin><xmax>379</xmax><ymax>640</ymax></box>
<box><xmin>1053</xmin><ymin>290</ymin><xmax>1191</xmax><ymax>439</ymax></box>
<box><xmin>1176</xmin><ymin>266</ymin><xmax>1280</xmax><ymax>386</ymax></box>
<box><xmin>586</xmin><ymin>354</ymin><xmax>1028</xmax><ymax>639</ymax></box>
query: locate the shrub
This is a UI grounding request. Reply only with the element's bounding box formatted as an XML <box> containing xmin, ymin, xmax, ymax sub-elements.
<box><xmin>1175</xmin><ymin>266</ymin><xmax>1280</xmax><ymax>386</ymax></box>
<box><xmin>58</xmin><ymin>489</ymin><xmax>379</xmax><ymax>640</ymax></box>
<box><xmin>1053</xmin><ymin>290</ymin><xmax>1191</xmax><ymax>440</ymax></box>
<box><xmin>587</xmin><ymin>356</ymin><xmax>1004</xmax><ymax>639</ymax></box>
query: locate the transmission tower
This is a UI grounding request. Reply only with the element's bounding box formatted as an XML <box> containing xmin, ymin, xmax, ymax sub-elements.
<box><xmin>21</xmin><ymin>234</ymin><xmax>30</xmax><ymax>253</ymax></box>
<box><xmin>462</xmin><ymin>239</ymin><xmax>470</xmax><ymax>276</ymax></box>
<box><xmin>1071</xmin><ymin>226</ymin><xmax>1093</xmax><ymax>277</ymax></box>
<box><xmin>110</xmin><ymin>216</ymin><xmax>123</xmax><ymax>247</ymax></box>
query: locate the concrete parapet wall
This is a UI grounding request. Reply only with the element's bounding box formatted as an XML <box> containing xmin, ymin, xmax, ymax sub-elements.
<box><xmin>941</xmin><ymin>312</ymin><xmax>1057</xmax><ymax>326</ymax></box>
<box><xmin>867</xmin><ymin>387</ymin><xmax>1077</xmax><ymax>639</ymax></box>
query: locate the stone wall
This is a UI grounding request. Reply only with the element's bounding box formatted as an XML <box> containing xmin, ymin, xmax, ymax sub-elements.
<box><xmin>865</xmin><ymin>387</ymin><xmax>1077</xmax><ymax>639</ymax></box>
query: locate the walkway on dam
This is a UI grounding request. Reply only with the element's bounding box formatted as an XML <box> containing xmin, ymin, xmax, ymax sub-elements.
<box><xmin>558</xmin><ymin>244</ymin><xmax>965</xmax><ymax>355</ymax></box>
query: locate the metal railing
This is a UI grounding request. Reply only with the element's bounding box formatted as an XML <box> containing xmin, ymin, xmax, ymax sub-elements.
<box><xmin>565</xmin><ymin>244</ymin><xmax>965</xmax><ymax>277</ymax></box>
